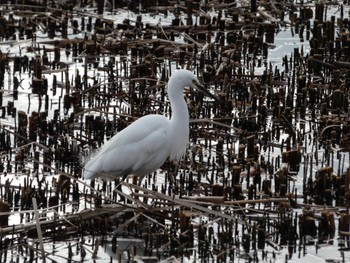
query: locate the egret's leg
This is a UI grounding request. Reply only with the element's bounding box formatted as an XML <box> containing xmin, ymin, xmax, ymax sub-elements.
<box><xmin>137</xmin><ymin>174</ymin><xmax>146</xmax><ymax>186</ymax></box>
<box><xmin>121</xmin><ymin>173</ymin><xmax>128</xmax><ymax>182</ymax></box>
<box><xmin>114</xmin><ymin>178</ymin><xmax>125</xmax><ymax>202</ymax></box>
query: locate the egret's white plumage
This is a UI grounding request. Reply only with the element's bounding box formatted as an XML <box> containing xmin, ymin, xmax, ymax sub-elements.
<box><xmin>83</xmin><ymin>69</ymin><xmax>215</xmax><ymax>181</ymax></box>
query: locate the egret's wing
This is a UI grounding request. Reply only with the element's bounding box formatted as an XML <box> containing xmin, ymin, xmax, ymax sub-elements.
<box><xmin>129</xmin><ymin>127</ymin><xmax>170</xmax><ymax>173</ymax></box>
<box><xmin>83</xmin><ymin>115</ymin><xmax>170</xmax><ymax>179</ymax></box>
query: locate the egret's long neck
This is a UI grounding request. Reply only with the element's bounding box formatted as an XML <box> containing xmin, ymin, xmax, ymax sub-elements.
<box><xmin>168</xmin><ymin>85</ymin><xmax>189</xmax><ymax>125</ymax></box>
<box><xmin>167</xmin><ymin>79</ymin><xmax>189</xmax><ymax>160</ymax></box>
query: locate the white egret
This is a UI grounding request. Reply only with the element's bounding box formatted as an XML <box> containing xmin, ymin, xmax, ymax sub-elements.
<box><xmin>83</xmin><ymin>69</ymin><xmax>216</xmax><ymax>182</ymax></box>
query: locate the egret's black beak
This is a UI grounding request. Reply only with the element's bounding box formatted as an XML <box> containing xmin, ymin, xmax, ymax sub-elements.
<box><xmin>192</xmin><ymin>80</ymin><xmax>218</xmax><ymax>101</ymax></box>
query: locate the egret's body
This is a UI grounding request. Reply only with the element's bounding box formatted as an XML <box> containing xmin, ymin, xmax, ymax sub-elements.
<box><xmin>83</xmin><ymin>69</ymin><xmax>214</xmax><ymax>181</ymax></box>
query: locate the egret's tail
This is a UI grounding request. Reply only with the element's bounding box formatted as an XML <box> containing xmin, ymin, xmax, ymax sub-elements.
<box><xmin>82</xmin><ymin>168</ymin><xmax>95</xmax><ymax>179</ymax></box>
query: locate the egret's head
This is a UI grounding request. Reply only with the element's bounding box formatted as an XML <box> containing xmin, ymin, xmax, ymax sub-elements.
<box><xmin>170</xmin><ymin>69</ymin><xmax>217</xmax><ymax>100</ymax></box>
<box><xmin>170</xmin><ymin>69</ymin><xmax>199</xmax><ymax>90</ymax></box>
